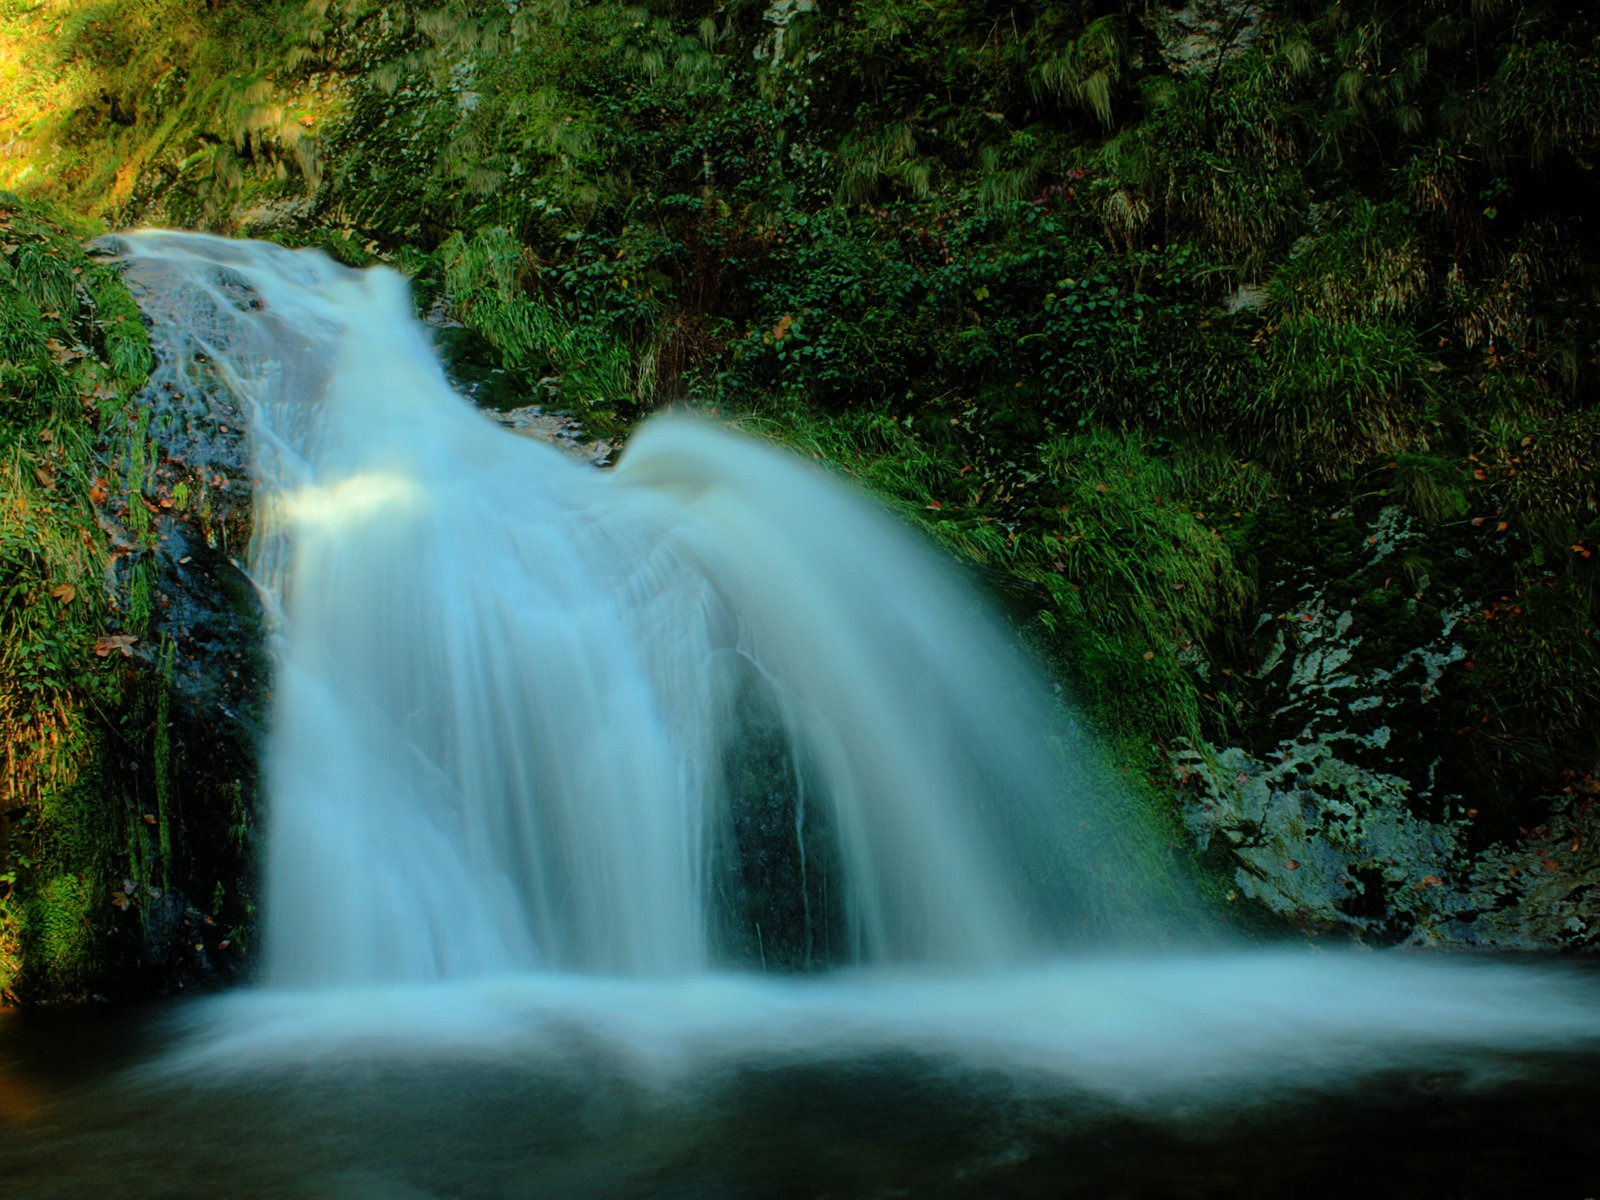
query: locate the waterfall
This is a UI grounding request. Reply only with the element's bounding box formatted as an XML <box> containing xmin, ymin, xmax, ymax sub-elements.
<box><xmin>115</xmin><ymin>232</ymin><xmax>1140</xmax><ymax>987</ymax></box>
<box><xmin>106</xmin><ymin>234</ymin><xmax>1600</xmax><ymax>1138</ymax></box>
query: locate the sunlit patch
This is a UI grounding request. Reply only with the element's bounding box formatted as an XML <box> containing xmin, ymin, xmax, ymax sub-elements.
<box><xmin>277</xmin><ymin>471</ymin><xmax>423</xmax><ymax>529</ymax></box>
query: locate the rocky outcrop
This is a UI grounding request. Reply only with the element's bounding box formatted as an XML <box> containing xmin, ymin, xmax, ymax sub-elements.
<box><xmin>1142</xmin><ymin>1</ymin><xmax>1268</xmax><ymax>76</ymax></box>
<box><xmin>1181</xmin><ymin>502</ymin><xmax>1600</xmax><ymax>948</ymax></box>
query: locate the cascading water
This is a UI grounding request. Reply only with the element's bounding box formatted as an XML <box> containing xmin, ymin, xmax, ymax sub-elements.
<box><xmin>46</xmin><ymin>232</ymin><xmax>1597</xmax><ymax>1198</ymax></box>
<box><xmin>116</xmin><ymin>231</ymin><xmax>1147</xmax><ymax>988</ymax></box>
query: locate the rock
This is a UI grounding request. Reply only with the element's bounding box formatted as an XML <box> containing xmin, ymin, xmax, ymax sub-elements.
<box><xmin>1143</xmin><ymin>1</ymin><xmax>1267</xmax><ymax>76</ymax></box>
<box><xmin>1182</xmin><ymin>502</ymin><xmax>1600</xmax><ymax>948</ymax></box>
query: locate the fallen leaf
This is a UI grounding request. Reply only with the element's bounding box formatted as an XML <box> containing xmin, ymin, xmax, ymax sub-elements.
<box><xmin>93</xmin><ymin>632</ymin><xmax>138</xmax><ymax>658</ymax></box>
<box><xmin>50</xmin><ymin>583</ymin><xmax>75</xmax><ymax>605</ymax></box>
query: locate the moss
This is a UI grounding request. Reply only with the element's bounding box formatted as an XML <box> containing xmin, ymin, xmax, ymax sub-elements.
<box><xmin>23</xmin><ymin>873</ymin><xmax>102</xmax><ymax>993</ymax></box>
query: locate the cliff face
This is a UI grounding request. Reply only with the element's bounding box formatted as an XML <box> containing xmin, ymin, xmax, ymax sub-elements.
<box><xmin>1</xmin><ymin>1</ymin><xmax>1597</xmax><ymax>995</ymax></box>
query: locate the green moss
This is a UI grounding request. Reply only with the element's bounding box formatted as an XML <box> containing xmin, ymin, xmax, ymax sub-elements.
<box><xmin>24</xmin><ymin>873</ymin><xmax>101</xmax><ymax>992</ymax></box>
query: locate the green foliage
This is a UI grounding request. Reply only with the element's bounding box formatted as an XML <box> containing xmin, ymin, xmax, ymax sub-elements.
<box><xmin>441</xmin><ymin>226</ymin><xmax>638</xmax><ymax>421</ymax></box>
<box><xmin>1249</xmin><ymin>316</ymin><xmax>1435</xmax><ymax>474</ymax></box>
<box><xmin>0</xmin><ymin>0</ymin><xmax>311</xmax><ymax>223</ymax></box>
<box><xmin>1037</xmin><ymin>431</ymin><xmax>1250</xmax><ymax>746</ymax></box>
<box><xmin>0</xmin><ymin>195</ymin><xmax>165</xmax><ymax>1001</ymax></box>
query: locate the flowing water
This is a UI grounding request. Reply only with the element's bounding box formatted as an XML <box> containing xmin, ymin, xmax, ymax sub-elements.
<box><xmin>3</xmin><ymin>233</ymin><xmax>1598</xmax><ymax>1197</ymax></box>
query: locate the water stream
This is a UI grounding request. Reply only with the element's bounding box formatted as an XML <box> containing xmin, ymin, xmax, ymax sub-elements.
<box><xmin>3</xmin><ymin>233</ymin><xmax>1597</xmax><ymax>1197</ymax></box>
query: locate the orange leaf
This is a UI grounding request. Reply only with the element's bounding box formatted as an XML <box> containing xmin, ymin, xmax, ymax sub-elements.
<box><xmin>50</xmin><ymin>583</ymin><xmax>75</xmax><ymax>605</ymax></box>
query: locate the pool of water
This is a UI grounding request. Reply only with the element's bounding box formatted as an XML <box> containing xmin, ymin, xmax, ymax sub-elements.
<box><xmin>3</xmin><ymin>957</ymin><xmax>1599</xmax><ymax>1198</ymax></box>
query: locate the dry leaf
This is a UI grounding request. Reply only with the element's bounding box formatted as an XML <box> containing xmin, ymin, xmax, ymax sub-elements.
<box><xmin>93</xmin><ymin>632</ymin><xmax>138</xmax><ymax>658</ymax></box>
<box><xmin>50</xmin><ymin>583</ymin><xmax>75</xmax><ymax>605</ymax></box>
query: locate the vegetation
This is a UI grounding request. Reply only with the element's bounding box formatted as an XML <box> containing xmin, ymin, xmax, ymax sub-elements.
<box><xmin>1</xmin><ymin>0</ymin><xmax>1597</xmax><ymax>989</ymax></box>
<box><xmin>0</xmin><ymin>194</ymin><xmax>256</xmax><ymax>1000</ymax></box>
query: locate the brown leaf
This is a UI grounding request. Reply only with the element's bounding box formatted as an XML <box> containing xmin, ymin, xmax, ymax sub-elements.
<box><xmin>93</xmin><ymin>632</ymin><xmax>138</xmax><ymax>658</ymax></box>
<box><xmin>50</xmin><ymin>583</ymin><xmax>75</xmax><ymax>605</ymax></box>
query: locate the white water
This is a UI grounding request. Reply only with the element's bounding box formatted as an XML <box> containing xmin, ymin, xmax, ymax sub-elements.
<box><xmin>116</xmin><ymin>233</ymin><xmax>1600</xmax><ymax>1109</ymax></box>
<box><xmin>119</xmin><ymin>231</ymin><xmax>1113</xmax><ymax>984</ymax></box>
